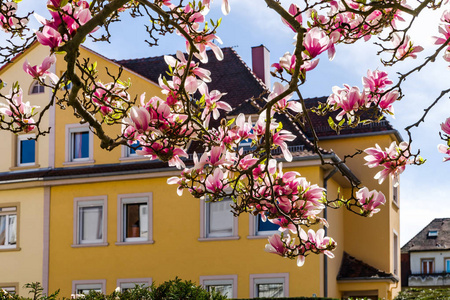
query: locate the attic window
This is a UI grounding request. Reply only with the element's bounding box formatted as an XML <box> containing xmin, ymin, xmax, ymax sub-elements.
<box><xmin>428</xmin><ymin>230</ymin><xmax>438</xmax><ymax>237</ymax></box>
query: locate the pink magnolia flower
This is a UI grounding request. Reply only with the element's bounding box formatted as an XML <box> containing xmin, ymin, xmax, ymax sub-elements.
<box><xmin>266</xmin><ymin>82</ymin><xmax>302</xmax><ymax>113</ymax></box>
<box><xmin>328</xmin><ymin>85</ymin><xmax>368</xmax><ymax>121</ymax></box>
<box><xmin>23</xmin><ymin>55</ymin><xmax>59</xmax><ymax>83</ymax></box>
<box><xmin>281</xmin><ymin>4</ymin><xmax>302</xmax><ymax>32</ymax></box>
<box><xmin>305</xmin><ymin>229</ymin><xmax>336</xmax><ymax>258</ymax></box>
<box><xmin>35</xmin><ymin>25</ymin><xmax>62</xmax><ymax>49</ymax></box>
<box><xmin>205</xmin><ymin>168</ymin><xmax>227</xmax><ymax>193</ymax></box>
<box><xmin>438</xmin><ymin>144</ymin><xmax>450</xmax><ymax>162</ymax></box>
<box><xmin>188</xmin><ymin>34</ymin><xmax>223</xmax><ymax>63</ymax></box>
<box><xmin>441</xmin><ymin>117</ymin><xmax>450</xmax><ymax>135</ymax></box>
<box><xmin>391</xmin><ymin>33</ymin><xmax>423</xmax><ymax>60</ymax></box>
<box><xmin>269</xmin><ymin>217</ymin><xmax>297</xmax><ymax>234</ymax></box>
<box><xmin>265</xmin><ymin>234</ymin><xmax>288</xmax><ymax>256</ymax></box>
<box><xmin>272</xmin><ymin>129</ymin><xmax>296</xmax><ymax>162</ymax></box>
<box><xmin>364</xmin><ymin>141</ymin><xmax>411</xmax><ymax>184</ymax></box>
<box><xmin>202</xmin><ymin>0</ymin><xmax>230</xmax><ymax>15</ymax></box>
<box><xmin>378</xmin><ymin>90</ymin><xmax>399</xmax><ymax>114</ymax></box>
<box><xmin>198</xmin><ymin>82</ymin><xmax>231</xmax><ymax>125</ymax></box>
<box><xmin>303</xmin><ymin>27</ymin><xmax>331</xmax><ymax>59</ymax></box>
<box><xmin>433</xmin><ymin>24</ymin><xmax>450</xmax><ymax>46</ymax></box>
<box><xmin>356</xmin><ymin>187</ymin><xmax>386</xmax><ymax>217</ymax></box>
<box><xmin>362</xmin><ymin>69</ymin><xmax>393</xmax><ymax>93</ymax></box>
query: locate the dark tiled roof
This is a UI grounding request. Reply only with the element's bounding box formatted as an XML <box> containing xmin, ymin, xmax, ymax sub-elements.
<box><xmin>337</xmin><ymin>252</ymin><xmax>397</xmax><ymax>281</ymax></box>
<box><xmin>116</xmin><ymin>47</ymin><xmax>267</xmax><ymax>110</ymax></box>
<box><xmin>303</xmin><ymin>97</ymin><xmax>396</xmax><ymax>139</ymax></box>
<box><xmin>401</xmin><ymin>218</ymin><xmax>450</xmax><ymax>252</ymax></box>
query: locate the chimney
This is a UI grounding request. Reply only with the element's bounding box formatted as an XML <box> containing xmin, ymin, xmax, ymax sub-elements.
<box><xmin>251</xmin><ymin>45</ymin><xmax>270</xmax><ymax>87</ymax></box>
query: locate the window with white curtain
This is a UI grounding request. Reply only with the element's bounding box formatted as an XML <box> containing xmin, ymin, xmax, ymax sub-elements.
<box><xmin>74</xmin><ymin>197</ymin><xmax>107</xmax><ymax>246</ymax></box>
<box><xmin>206</xmin><ymin>197</ymin><xmax>234</xmax><ymax>238</ymax></box>
<box><xmin>0</xmin><ymin>206</ymin><xmax>17</xmax><ymax>249</ymax></box>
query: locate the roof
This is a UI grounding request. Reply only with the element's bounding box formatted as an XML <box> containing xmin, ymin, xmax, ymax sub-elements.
<box><xmin>337</xmin><ymin>252</ymin><xmax>397</xmax><ymax>282</ymax></box>
<box><xmin>303</xmin><ymin>97</ymin><xmax>398</xmax><ymax>140</ymax></box>
<box><xmin>401</xmin><ymin>218</ymin><xmax>450</xmax><ymax>252</ymax></box>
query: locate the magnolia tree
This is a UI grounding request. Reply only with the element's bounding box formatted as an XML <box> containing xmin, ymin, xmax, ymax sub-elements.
<box><xmin>0</xmin><ymin>0</ymin><xmax>449</xmax><ymax>266</ymax></box>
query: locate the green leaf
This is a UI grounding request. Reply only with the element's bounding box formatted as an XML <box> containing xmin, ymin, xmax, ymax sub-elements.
<box><xmin>227</xmin><ymin>118</ymin><xmax>235</xmax><ymax>127</ymax></box>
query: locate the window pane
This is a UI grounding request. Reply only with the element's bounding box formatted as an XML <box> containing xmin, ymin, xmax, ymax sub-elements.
<box><xmin>207</xmin><ymin>285</ymin><xmax>232</xmax><ymax>298</ymax></box>
<box><xmin>257</xmin><ymin>214</ymin><xmax>279</xmax><ymax>232</ymax></box>
<box><xmin>128</xmin><ymin>141</ymin><xmax>141</xmax><ymax>156</ymax></box>
<box><xmin>20</xmin><ymin>139</ymin><xmax>35</xmax><ymax>164</ymax></box>
<box><xmin>80</xmin><ymin>206</ymin><xmax>102</xmax><ymax>242</ymax></box>
<box><xmin>0</xmin><ymin>215</ymin><xmax>6</xmax><ymax>246</ymax></box>
<box><xmin>73</xmin><ymin>132</ymin><xmax>89</xmax><ymax>159</ymax></box>
<box><xmin>446</xmin><ymin>259</ymin><xmax>450</xmax><ymax>272</ymax></box>
<box><xmin>125</xmin><ymin>203</ymin><xmax>148</xmax><ymax>238</ymax></box>
<box><xmin>208</xmin><ymin>200</ymin><xmax>233</xmax><ymax>237</ymax></box>
<box><xmin>8</xmin><ymin>215</ymin><xmax>16</xmax><ymax>244</ymax></box>
<box><xmin>257</xmin><ymin>283</ymin><xmax>283</xmax><ymax>298</ymax></box>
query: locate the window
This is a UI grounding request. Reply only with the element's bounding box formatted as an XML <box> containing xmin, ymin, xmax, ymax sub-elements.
<box><xmin>17</xmin><ymin>134</ymin><xmax>36</xmax><ymax>166</ymax></box>
<box><xmin>72</xmin><ymin>281</ymin><xmax>106</xmax><ymax>295</ymax></box>
<box><xmin>445</xmin><ymin>258</ymin><xmax>450</xmax><ymax>273</ymax></box>
<box><xmin>121</xmin><ymin>141</ymin><xmax>144</xmax><ymax>160</ymax></box>
<box><xmin>29</xmin><ymin>80</ymin><xmax>44</xmax><ymax>94</ymax></box>
<box><xmin>428</xmin><ymin>230</ymin><xmax>438</xmax><ymax>237</ymax></box>
<box><xmin>65</xmin><ymin>124</ymin><xmax>94</xmax><ymax>164</ymax></box>
<box><xmin>200</xmin><ymin>275</ymin><xmax>237</xmax><ymax>299</ymax></box>
<box><xmin>200</xmin><ymin>197</ymin><xmax>238</xmax><ymax>240</ymax></box>
<box><xmin>0</xmin><ymin>206</ymin><xmax>17</xmax><ymax>249</ymax></box>
<box><xmin>393</xmin><ymin>184</ymin><xmax>399</xmax><ymax>206</ymax></box>
<box><xmin>421</xmin><ymin>259</ymin><xmax>434</xmax><ymax>274</ymax></box>
<box><xmin>393</xmin><ymin>231</ymin><xmax>398</xmax><ymax>275</ymax></box>
<box><xmin>117</xmin><ymin>193</ymin><xmax>153</xmax><ymax>244</ymax></box>
<box><xmin>0</xmin><ymin>285</ymin><xmax>17</xmax><ymax>295</ymax></box>
<box><xmin>255</xmin><ymin>214</ymin><xmax>279</xmax><ymax>236</ymax></box>
<box><xmin>116</xmin><ymin>278</ymin><xmax>152</xmax><ymax>292</ymax></box>
<box><xmin>73</xmin><ymin>197</ymin><xmax>107</xmax><ymax>246</ymax></box>
<box><xmin>250</xmin><ymin>274</ymin><xmax>288</xmax><ymax>298</ymax></box>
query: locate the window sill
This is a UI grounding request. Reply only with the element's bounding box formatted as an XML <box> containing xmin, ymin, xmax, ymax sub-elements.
<box><xmin>63</xmin><ymin>160</ymin><xmax>95</xmax><ymax>166</ymax></box>
<box><xmin>198</xmin><ymin>236</ymin><xmax>240</xmax><ymax>242</ymax></box>
<box><xmin>392</xmin><ymin>201</ymin><xmax>400</xmax><ymax>210</ymax></box>
<box><xmin>119</xmin><ymin>156</ymin><xmax>147</xmax><ymax>162</ymax></box>
<box><xmin>115</xmin><ymin>240</ymin><xmax>155</xmax><ymax>246</ymax></box>
<box><xmin>10</xmin><ymin>164</ymin><xmax>40</xmax><ymax>171</ymax></box>
<box><xmin>71</xmin><ymin>242</ymin><xmax>108</xmax><ymax>248</ymax></box>
<box><xmin>247</xmin><ymin>235</ymin><xmax>274</xmax><ymax>240</ymax></box>
<box><xmin>0</xmin><ymin>247</ymin><xmax>21</xmax><ymax>252</ymax></box>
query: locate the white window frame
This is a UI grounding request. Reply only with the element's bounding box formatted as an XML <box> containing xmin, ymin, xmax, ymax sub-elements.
<box><xmin>119</xmin><ymin>142</ymin><xmax>146</xmax><ymax>161</ymax></box>
<box><xmin>200</xmin><ymin>275</ymin><xmax>237</xmax><ymax>299</ymax></box>
<box><xmin>65</xmin><ymin>124</ymin><xmax>94</xmax><ymax>164</ymax></box>
<box><xmin>72</xmin><ymin>280</ymin><xmax>106</xmax><ymax>295</ymax></box>
<box><xmin>116</xmin><ymin>278</ymin><xmax>152</xmax><ymax>292</ymax></box>
<box><xmin>0</xmin><ymin>283</ymin><xmax>18</xmax><ymax>295</ymax></box>
<box><xmin>29</xmin><ymin>80</ymin><xmax>44</xmax><ymax>95</ymax></box>
<box><xmin>17</xmin><ymin>134</ymin><xmax>36</xmax><ymax>167</ymax></box>
<box><xmin>116</xmin><ymin>193</ymin><xmax>153</xmax><ymax>245</ymax></box>
<box><xmin>393</xmin><ymin>230</ymin><xmax>399</xmax><ymax>276</ymax></box>
<box><xmin>199</xmin><ymin>197</ymin><xmax>239</xmax><ymax>241</ymax></box>
<box><xmin>73</xmin><ymin>196</ymin><xmax>108</xmax><ymax>247</ymax></box>
<box><xmin>421</xmin><ymin>258</ymin><xmax>434</xmax><ymax>274</ymax></box>
<box><xmin>445</xmin><ymin>258</ymin><xmax>450</xmax><ymax>273</ymax></box>
<box><xmin>249</xmin><ymin>273</ymin><xmax>289</xmax><ymax>298</ymax></box>
<box><xmin>0</xmin><ymin>205</ymin><xmax>19</xmax><ymax>250</ymax></box>
<box><xmin>392</xmin><ymin>182</ymin><xmax>399</xmax><ymax>207</ymax></box>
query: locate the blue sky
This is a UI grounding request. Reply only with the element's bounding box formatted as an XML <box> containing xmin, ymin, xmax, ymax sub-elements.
<box><xmin>18</xmin><ymin>0</ymin><xmax>450</xmax><ymax>245</ymax></box>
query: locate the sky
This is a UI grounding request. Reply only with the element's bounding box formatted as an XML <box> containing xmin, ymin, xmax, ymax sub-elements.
<box><xmin>15</xmin><ymin>0</ymin><xmax>450</xmax><ymax>246</ymax></box>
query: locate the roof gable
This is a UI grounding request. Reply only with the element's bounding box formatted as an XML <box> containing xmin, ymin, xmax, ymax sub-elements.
<box><xmin>402</xmin><ymin>218</ymin><xmax>450</xmax><ymax>252</ymax></box>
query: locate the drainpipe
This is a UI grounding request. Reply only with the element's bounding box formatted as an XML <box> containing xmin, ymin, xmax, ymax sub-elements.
<box><xmin>323</xmin><ymin>167</ymin><xmax>338</xmax><ymax>298</ymax></box>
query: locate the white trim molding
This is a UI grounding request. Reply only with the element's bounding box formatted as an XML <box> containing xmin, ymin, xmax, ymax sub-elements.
<box><xmin>249</xmin><ymin>273</ymin><xmax>289</xmax><ymax>298</ymax></box>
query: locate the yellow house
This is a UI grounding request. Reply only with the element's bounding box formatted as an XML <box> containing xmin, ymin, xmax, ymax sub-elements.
<box><xmin>0</xmin><ymin>43</ymin><xmax>401</xmax><ymax>299</ymax></box>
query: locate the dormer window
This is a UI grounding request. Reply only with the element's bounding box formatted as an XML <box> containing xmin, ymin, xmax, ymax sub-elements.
<box><xmin>428</xmin><ymin>230</ymin><xmax>438</xmax><ymax>237</ymax></box>
<box><xmin>29</xmin><ymin>80</ymin><xmax>44</xmax><ymax>94</ymax></box>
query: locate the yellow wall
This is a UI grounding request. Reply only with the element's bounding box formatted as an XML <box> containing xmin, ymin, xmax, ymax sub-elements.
<box><xmin>0</xmin><ymin>43</ymin><xmax>52</xmax><ymax>172</ymax></box>
<box><xmin>320</xmin><ymin>134</ymin><xmax>401</xmax><ymax>298</ymax></box>
<box><xmin>53</xmin><ymin>47</ymin><xmax>163</xmax><ymax>168</ymax></box>
<box><xmin>0</xmin><ymin>187</ymin><xmax>45</xmax><ymax>296</ymax></box>
<box><xmin>48</xmin><ymin>165</ymin><xmax>330</xmax><ymax>298</ymax></box>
